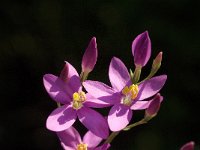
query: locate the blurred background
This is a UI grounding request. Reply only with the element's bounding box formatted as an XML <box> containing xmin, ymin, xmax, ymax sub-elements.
<box><xmin>0</xmin><ymin>0</ymin><xmax>200</xmax><ymax>149</ymax></box>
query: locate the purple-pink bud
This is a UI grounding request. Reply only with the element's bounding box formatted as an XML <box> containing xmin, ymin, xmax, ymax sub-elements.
<box><xmin>180</xmin><ymin>141</ymin><xmax>195</xmax><ymax>150</ymax></box>
<box><xmin>145</xmin><ymin>93</ymin><xmax>163</xmax><ymax>117</ymax></box>
<box><xmin>81</xmin><ymin>37</ymin><xmax>98</xmax><ymax>74</ymax></box>
<box><xmin>132</xmin><ymin>31</ymin><xmax>151</xmax><ymax>67</ymax></box>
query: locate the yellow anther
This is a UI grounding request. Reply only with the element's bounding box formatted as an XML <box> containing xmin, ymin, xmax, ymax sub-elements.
<box><xmin>73</xmin><ymin>92</ymin><xmax>80</xmax><ymax>101</ymax></box>
<box><xmin>77</xmin><ymin>143</ymin><xmax>87</xmax><ymax>150</ymax></box>
<box><xmin>122</xmin><ymin>86</ymin><xmax>129</xmax><ymax>95</ymax></box>
<box><xmin>122</xmin><ymin>84</ymin><xmax>138</xmax><ymax>100</ymax></box>
<box><xmin>79</xmin><ymin>91</ymin><xmax>86</xmax><ymax>102</ymax></box>
<box><xmin>129</xmin><ymin>84</ymin><xmax>139</xmax><ymax>99</ymax></box>
<box><xmin>121</xmin><ymin>84</ymin><xmax>139</xmax><ymax>106</ymax></box>
<box><xmin>72</xmin><ymin>91</ymin><xmax>86</xmax><ymax>110</ymax></box>
<box><xmin>72</xmin><ymin>101</ymin><xmax>82</xmax><ymax>110</ymax></box>
<box><xmin>73</xmin><ymin>91</ymin><xmax>86</xmax><ymax>102</ymax></box>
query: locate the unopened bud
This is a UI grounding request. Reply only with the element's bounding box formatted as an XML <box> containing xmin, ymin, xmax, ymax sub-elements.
<box><xmin>180</xmin><ymin>141</ymin><xmax>195</xmax><ymax>150</ymax></box>
<box><xmin>81</xmin><ymin>37</ymin><xmax>98</xmax><ymax>75</ymax></box>
<box><xmin>146</xmin><ymin>51</ymin><xmax>163</xmax><ymax>80</ymax></box>
<box><xmin>145</xmin><ymin>93</ymin><xmax>163</xmax><ymax>119</ymax></box>
<box><xmin>152</xmin><ymin>51</ymin><xmax>162</xmax><ymax>70</ymax></box>
<box><xmin>132</xmin><ymin>31</ymin><xmax>151</xmax><ymax>67</ymax></box>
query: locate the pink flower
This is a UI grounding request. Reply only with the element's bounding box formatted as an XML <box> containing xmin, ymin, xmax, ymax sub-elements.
<box><xmin>180</xmin><ymin>141</ymin><xmax>195</xmax><ymax>150</ymax></box>
<box><xmin>43</xmin><ymin>61</ymin><xmax>109</xmax><ymax>138</ymax></box>
<box><xmin>132</xmin><ymin>31</ymin><xmax>151</xmax><ymax>67</ymax></box>
<box><xmin>83</xmin><ymin>57</ymin><xmax>167</xmax><ymax>131</ymax></box>
<box><xmin>57</xmin><ymin>126</ymin><xmax>110</xmax><ymax>150</ymax></box>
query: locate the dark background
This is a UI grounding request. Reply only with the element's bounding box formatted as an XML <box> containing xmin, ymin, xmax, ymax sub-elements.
<box><xmin>0</xmin><ymin>0</ymin><xmax>200</xmax><ymax>149</ymax></box>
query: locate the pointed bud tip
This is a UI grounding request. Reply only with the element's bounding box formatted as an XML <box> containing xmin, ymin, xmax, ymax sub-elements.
<box><xmin>145</xmin><ymin>94</ymin><xmax>163</xmax><ymax>117</ymax></box>
<box><xmin>81</xmin><ymin>37</ymin><xmax>98</xmax><ymax>73</ymax></box>
<box><xmin>180</xmin><ymin>141</ymin><xmax>195</xmax><ymax>150</ymax></box>
<box><xmin>154</xmin><ymin>51</ymin><xmax>163</xmax><ymax>64</ymax></box>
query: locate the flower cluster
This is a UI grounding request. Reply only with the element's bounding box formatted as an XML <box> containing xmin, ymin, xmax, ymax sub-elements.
<box><xmin>43</xmin><ymin>31</ymin><xmax>168</xmax><ymax>150</ymax></box>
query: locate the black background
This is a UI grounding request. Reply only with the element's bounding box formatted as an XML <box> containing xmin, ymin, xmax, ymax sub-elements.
<box><xmin>0</xmin><ymin>0</ymin><xmax>200</xmax><ymax>149</ymax></box>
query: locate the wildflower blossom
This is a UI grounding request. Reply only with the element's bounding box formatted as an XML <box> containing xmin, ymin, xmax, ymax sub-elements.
<box><xmin>43</xmin><ymin>61</ymin><xmax>109</xmax><ymax>138</ymax></box>
<box><xmin>83</xmin><ymin>57</ymin><xmax>167</xmax><ymax>131</ymax></box>
<box><xmin>57</xmin><ymin>126</ymin><xmax>110</xmax><ymax>150</ymax></box>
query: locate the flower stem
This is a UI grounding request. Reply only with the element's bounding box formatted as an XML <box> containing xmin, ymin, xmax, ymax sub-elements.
<box><xmin>132</xmin><ymin>65</ymin><xmax>142</xmax><ymax>84</ymax></box>
<box><xmin>104</xmin><ymin>117</ymin><xmax>152</xmax><ymax>144</ymax></box>
<box><xmin>123</xmin><ymin>118</ymin><xmax>149</xmax><ymax>131</ymax></box>
<box><xmin>104</xmin><ymin>131</ymin><xmax>120</xmax><ymax>144</ymax></box>
<box><xmin>80</xmin><ymin>71</ymin><xmax>88</xmax><ymax>82</ymax></box>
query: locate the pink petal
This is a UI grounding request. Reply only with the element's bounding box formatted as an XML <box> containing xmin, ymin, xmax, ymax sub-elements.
<box><xmin>64</xmin><ymin>61</ymin><xmax>79</xmax><ymax>78</ymax></box>
<box><xmin>46</xmin><ymin>105</ymin><xmax>77</xmax><ymax>131</ymax></box>
<box><xmin>66</xmin><ymin>75</ymin><xmax>82</xmax><ymax>94</ymax></box>
<box><xmin>83</xmin><ymin>80</ymin><xmax>115</xmax><ymax>97</ymax></box>
<box><xmin>108</xmin><ymin>104</ymin><xmax>132</xmax><ymax>131</ymax></box>
<box><xmin>83</xmin><ymin>130</ymin><xmax>102</xmax><ymax>148</ymax></box>
<box><xmin>84</xmin><ymin>94</ymin><xmax>112</xmax><ymax>108</ymax></box>
<box><xmin>43</xmin><ymin>74</ymin><xmax>71</xmax><ymax>104</ymax></box>
<box><xmin>77</xmin><ymin>107</ymin><xmax>109</xmax><ymax>139</ymax></box>
<box><xmin>61</xmin><ymin>62</ymin><xmax>81</xmax><ymax>93</ymax></box>
<box><xmin>57</xmin><ymin>126</ymin><xmax>81</xmax><ymax>149</ymax></box>
<box><xmin>137</xmin><ymin>75</ymin><xmax>167</xmax><ymax>100</ymax></box>
<box><xmin>59</xmin><ymin>62</ymin><xmax>69</xmax><ymax>82</ymax></box>
<box><xmin>130</xmin><ymin>100</ymin><xmax>151</xmax><ymax>110</ymax></box>
<box><xmin>82</xmin><ymin>37</ymin><xmax>98</xmax><ymax>73</ymax></box>
<box><xmin>109</xmin><ymin>57</ymin><xmax>130</xmax><ymax>91</ymax></box>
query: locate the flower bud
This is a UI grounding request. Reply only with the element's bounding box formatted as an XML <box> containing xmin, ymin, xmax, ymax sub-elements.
<box><xmin>146</xmin><ymin>51</ymin><xmax>163</xmax><ymax>80</ymax></box>
<box><xmin>152</xmin><ymin>51</ymin><xmax>162</xmax><ymax>71</ymax></box>
<box><xmin>180</xmin><ymin>141</ymin><xmax>195</xmax><ymax>150</ymax></box>
<box><xmin>145</xmin><ymin>93</ymin><xmax>163</xmax><ymax>118</ymax></box>
<box><xmin>81</xmin><ymin>37</ymin><xmax>98</xmax><ymax>74</ymax></box>
<box><xmin>132</xmin><ymin>31</ymin><xmax>151</xmax><ymax>67</ymax></box>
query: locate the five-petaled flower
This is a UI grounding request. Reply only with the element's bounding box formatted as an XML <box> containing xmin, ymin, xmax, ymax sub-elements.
<box><xmin>57</xmin><ymin>126</ymin><xmax>110</xmax><ymax>150</ymax></box>
<box><xmin>43</xmin><ymin>61</ymin><xmax>109</xmax><ymax>139</ymax></box>
<box><xmin>83</xmin><ymin>57</ymin><xmax>167</xmax><ymax>131</ymax></box>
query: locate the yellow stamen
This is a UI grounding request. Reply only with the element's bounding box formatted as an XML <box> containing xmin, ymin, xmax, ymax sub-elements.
<box><xmin>122</xmin><ymin>86</ymin><xmax>129</xmax><ymax>95</ymax></box>
<box><xmin>72</xmin><ymin>91</ymin><xmax>86</xmax><ymax>110</ymax></box>
<box><xmin>121</xmin><ymin>84</ymin><xmax>139</xmax><ymax>106</ymax></box>
<box><xmin>73</xmin><ymin>92</ymin><xmax>80</xmax><ymax>101</ymax></box>
<box><xmin>77</xmin><ymin>143</ymin><xmax>87</xmax><ymax>150</ymax></box>
<box><xmin>129</xmin><ymin>84</ymin><xmax>139</xmax><ymax>99</ymax></box>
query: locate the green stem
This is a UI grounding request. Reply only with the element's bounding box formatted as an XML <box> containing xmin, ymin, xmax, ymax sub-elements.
<box><xmin>104</xmin><ymin>131</ymin><xmax>120</xmax><ymax>144</ymax></box>
<box><xmin>123</xmin><ymin>118</ymin><xmax>148</xmax><ymax>131</ymax></box>
<box><xmin>80</xmin><ymin>71</ymin><xmax>88</xmax><ymax>82</ymax></box>
<box><xmin>132</xmin><ymin>66</ymin><xmax>142</xmax><ymax>84</ymax></box>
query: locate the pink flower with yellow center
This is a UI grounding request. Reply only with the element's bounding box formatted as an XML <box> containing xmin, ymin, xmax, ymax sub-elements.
<box><xmin>43</xmin><ymin>61</ymin><xmax>109</xmax><ymax>139</ymax></box>
<box><xmin>83</xmin><ymin>57</ymin><xmax>167</xmax><ymax>131</ymax></box>
<box><xmin>57</xmin><ymin>126</ymin><xmax>110</xmax><ymax>150</ymax></box>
